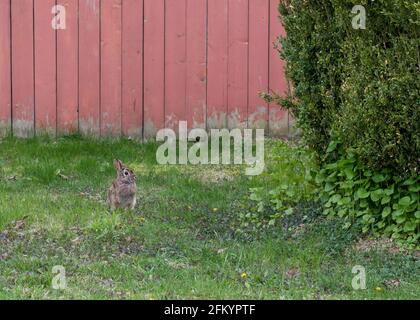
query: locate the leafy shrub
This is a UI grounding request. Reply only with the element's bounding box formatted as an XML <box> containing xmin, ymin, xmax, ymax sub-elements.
<box><xmin>263</xmin><ymin>0</ymin><xmax>419</xmax><ymax>245</ymax></box>
<box><xmin>267</xmin><ymin>0</ymin><xmax>419</xmax><ymax>175</ymax></box>
<box><xmin>315</xmin><ymin>141</ymin><xmax>420</xmax><ymax>246</ymax></box>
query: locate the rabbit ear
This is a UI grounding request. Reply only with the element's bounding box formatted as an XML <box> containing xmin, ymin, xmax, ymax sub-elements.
<box><xmin>113</xmin><ymin>159</ymin><xmax>123</xmax><ymax>170</ymax></box>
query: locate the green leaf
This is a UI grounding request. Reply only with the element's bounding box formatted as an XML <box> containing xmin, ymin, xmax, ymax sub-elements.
<box><xmin>360</xmin><ymin>200</ymin><xmax>369</xmax><ymax>208</ymax></box>
<box><xmin>398</xmin><ymin>196</ymin><xmax>411</xmax><ymax>207</ymax></box>
<box><xmin>326</xmin><ymin>141</ymin><xmax>338</xmax><ymax>153</ymax></box>
<box><xmin>330</xmin><ymin>194</ymin><xmax>342</xmax><ymax>203</ymax></box>
<box><xmin>322</xmin><ymin>208</ymin><xmax>332</xmax><ymax>216</ymax></box>
<box><xmin>403</xmin><ymin>221</ymin><xmax>416</xmax><ymax>232</ymax></box>
<box><xmin>324</xmin><ymin>182</ymin><xmax>334</xmax><ymax>192</ymax></box>
<box><xmin>315</xmin><ymin>174</ymin><xmax>325</xmax><ymax>184</ymax></box>
<box><xmin>370</xmin><ymin>189</ymin><xmax>383</xmax><ymax>202</ymax></box>
<box><xmin>408</xmin><ymin>184</ymin><xmax>420</xmax><ymax>193</ymax></box>
<box><xmin>381</xmin><ymin>196</ymin><xmax>391</xmax><ymax>205</ymax></box>
<box><xmin>356</xmin><ymin>188</ymin><xmax>370</xmax><ymax>199</ymax></box>
<box><xmin>396</xmin><ymin>216</ymin><xmax>406</xmax><ymax>224</ymax></box>
<box><xmin>382</xmin><ymin>206</ymin><xmax>391</xmax><ymax>218</ymax></box>
<box><xmin>363</xmin><ymin>170</ymin><xmax>372</xmax><ymax>177</ymax></box>
<box><xmin>402</xmin><ymin>178</ymin><xmax>416</xmax><ymax>186</ymax></box>
<box><xmin>415</xmin><ymin>211</ymin><xmax>420</xmax><ymax>219</ymax></box>
<box><xmin>377</xmin><ymin>221</ymin><xmax>385</xmax><ymax>229</ymax></box>
<box><xmin>372</xmin><ymin>174</ymin><xmax>386</xmax><ymax>183</ymax></box>
<box><xmin>344</xmin><ymin>168</ymin><xmax>355</xmax><ymax>180</ymax></box>
<box><xmin>338</xmin><ymin>209</ymin><xmax>347</xmax><ymax>217</ymax></box>
<box><xmin>343</xmin><ymin>222</ymin><xmax>351</xmax><ymax>230</ymax></box>
<box><xmin>384</xmin><ymin>186</ymin><xmax>394</xmax><ymax>196</ymax></box>
<box><xmin>392</xmin><ymin>210</ymin><xmax>404</xmax><ymax>218</ymax></box>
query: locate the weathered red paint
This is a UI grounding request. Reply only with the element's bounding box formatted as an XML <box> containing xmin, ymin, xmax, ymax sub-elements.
<box><xmin>57</xmin><ymin>0</ymin><xmax>79</xmax><ymax>135</ymax></box>
<box><xmin>207</xmin><ymin>0</ymin><xmax>228</xmax><ymax>129</ymax></box>
<box><xmin>35</xmin><ymin>0</ymin><xmax>57</xmax><ymax>136</ymax></box>
<box><xmin>248</xmin><ymin>0</ymin><xmax>269</xmax><ymax>130</ymax></box>
<box><xmin>0</xmin><ymin>0</ymin><xmax>11</xmax><ymax>136</ymax></box>
<box><xmin>79</xmin><ymin>0</ymin><xmax>100</xmax><ymax>136</ymax></box>
<box><xmin>3</xmin><ymin>0</ymin><xmax>290</xmax><ymax>138</ymax></box>
<box><xmin>165</xmin><ymin>0</ymin><xmax>187</xmax><ymax>133</ymax></box>
<box><xmin>122</xmin><ymin>0</ymin><xmax>143</xmax><ymax>138</ymax></box>
<box><xmin>227</xmin><ymin>0</ymin><xmax>248</xmax><ymax>130</ymax></box>
<box><xmin>143</xmin><ymin>0</ymin><xmax>165</xmax><ymax>138</ymax></box>
<box><xmin>269</xmin><ymin>0</ymin><xmax>289</xmax><ymax>136</ymax></box>
<box><xmin>12</xmin><ymin>0</ymin><xmax>34</xmax><ymax>138</ymax></box>
<box><xmin>101</xmin><ymin>0</ymin><xmax>122</xmax><ymax>136</ymax></box>
<box><xmin>186</xmin><ymin>0</ymin><xmax>207</xmax><ymax>130</ymax></box>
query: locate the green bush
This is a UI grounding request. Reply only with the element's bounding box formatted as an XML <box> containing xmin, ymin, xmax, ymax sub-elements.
<box><xmin>268</xmin><ymin>0</ymin><xmax>419</xmax><ymax>175</ymax></box>
<box><xmin>315</xmin><ymin>141</ymin><xmax>419</xmax><ymax>246</ymax></box>
<box><xmin>264</xmin><ymin>0</ymin><xmax>419</xmax><ymax>245</ymax></box>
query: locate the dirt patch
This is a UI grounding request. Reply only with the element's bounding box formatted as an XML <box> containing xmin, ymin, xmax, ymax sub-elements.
<box><xmin>353</xmin><ymin>237</ymin><xmax>416</xmax><ymax>256</ymax></box>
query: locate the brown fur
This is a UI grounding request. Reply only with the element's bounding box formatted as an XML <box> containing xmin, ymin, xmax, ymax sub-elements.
<box><xmin>107</xmin><ymin>159</ymin><xmax>137</xmax><ymax>210</ymax></box>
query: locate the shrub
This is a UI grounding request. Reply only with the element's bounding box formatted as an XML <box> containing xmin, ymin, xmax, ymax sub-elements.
<box><xmin>315</xmin><ymin>141</ymin><xmax>419</xmax><ymax>246</ymax></box>
<box><xmin>268</xmin><ymin>0</ymin><xmax>419</xmax><ymax>175</ymax></box>
<box><xmin>264</xmin><ymin>0</ymin><xmax>419</xmax><ymax>245</ymax></box>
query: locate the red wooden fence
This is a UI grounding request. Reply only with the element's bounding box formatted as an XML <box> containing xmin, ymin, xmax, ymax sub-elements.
<box><xmin>0</xmin><ymin>0</ymin><xmax>289</xmax><ymax>139</ymax></box>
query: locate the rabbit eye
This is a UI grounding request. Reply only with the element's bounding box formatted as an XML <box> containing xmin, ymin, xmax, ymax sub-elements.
<box><xmin>123</xmin><ymin>170</ymin><xmax>129</xmax><ymax>176</ymax></box>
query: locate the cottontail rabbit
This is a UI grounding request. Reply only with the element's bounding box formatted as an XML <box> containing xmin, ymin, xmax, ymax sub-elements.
<box><xmin>107</xmin><ymin>159</ymin><xmax>137</xmax><ymax>210</ymax></box>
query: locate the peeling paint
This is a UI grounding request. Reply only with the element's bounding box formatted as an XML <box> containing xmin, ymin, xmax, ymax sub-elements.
<box><xmin>79</xmin><ymin>118</ymin><xmax>100</xmax><ymax>137</ymax></box>
<box><xmin>207</xmin><ymin>112</ymin><xmax>227</xmax><ymax>130</ymax></box>
<box><xmin>227</xmin><ymin>109</ymin><xmax>247</xmax><ymax>130</ymax></box>
<box><xmin>143</xmin><ymin>121</ymin><xmax>158</xmax><ymax>140</ymax></box>
<box><xmin>0</xmin><ymin>120</ymin><xmax>11</xmax><ymax>137</ymax></box>
<box><xmin>248</xmin><ymin>106</ymin><xmax>268</xmax><ymax>130</ymax></box>
<box><xmin>12</xmin><ymin>119</ymin><xmax>34</xmax><ymax>138</ymax></box>
<box><xmin>84</xmin><ymin>0</ymin><xmax>99</xmax><ymax>15</ymax></box>
<box><xmin>269</xmin><ymin>108</ymin><xmax>289</xmax><ymax>137</ymax></box>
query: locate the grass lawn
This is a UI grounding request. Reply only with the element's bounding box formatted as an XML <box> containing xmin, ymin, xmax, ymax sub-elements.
<box><xmin>0</xmin><ymin>136</ymin><xmax>419</xmax><ymax>299</ymax></box>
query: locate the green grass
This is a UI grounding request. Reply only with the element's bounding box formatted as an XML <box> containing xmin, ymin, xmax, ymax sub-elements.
<box><xmin>0</xmin><ymin>136</ymin><xmax>418</xmax><ymax>299</ymax></box>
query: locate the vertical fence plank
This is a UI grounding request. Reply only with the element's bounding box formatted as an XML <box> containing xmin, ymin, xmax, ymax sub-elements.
<box><xmin>165</xmin><ymin>0</ymin><xmax>187</xmax><ymax>132</ymax></box>
<box><xmin>57</xmin><ymin>0</ymin><xmax>79</xmax><ymax>135</ymax></box>
<box><xmin>12</xmin><ymin>0</ymin><xmax>34</xmax><ymax>137</ymax></box>
<box><xmin>207</xmin><ymin>0</ymin><xmax>228</xmax><ymax>129</ymax></box>
<box><xmin>227</xmin><ymin>0</ymin><xmax>248</xmax><ymax>130</ymax></box>
<box><xmin>79</xmin><ymin>0</ymin><xmax>100</xmax><ymax>136</ymax></box>
<box><xmin>248</xmin><ymin>0</ymin><xmax>269</xmax><ymax>130</ymax></box>
<box><xmin>143</xmin><ymin>0</ymin><xmax>165</xmax><ymax>138</ymax></box>
<box><xmin>101</xmin><ymin>0</ymin><xmax>122</xmax><ymax>136</ymax></box>
<box><xmin>35</xmin><ymin>0</ymin><xmax>56</xmax><ymax>136</ymax></box>
<box><xmin>185</xmin><ymin>0</ymin><xmax>206</xmax><ymax>130</ymax></box>
<box><xmin>0</xmin><ymin>0</ymin><xmax>11</xmax><ymax>136</ymax></box>
<box><xmin>122</xmin><ymin>0</ymin><xmax>143</xmax><ymax>138</ymax></box>
<box><xmin>268</xmin><ymin>0</ymin><xmax>288</xmax><ymax>136</ymax></box>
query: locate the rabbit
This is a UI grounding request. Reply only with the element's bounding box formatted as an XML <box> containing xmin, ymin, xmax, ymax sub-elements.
<box><xmin>107</xmin><ymin>159</ymin><xmax>137</xmax><ymax>210</ymax></box>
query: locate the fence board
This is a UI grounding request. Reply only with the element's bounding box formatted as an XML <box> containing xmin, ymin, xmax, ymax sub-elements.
<box><xmin>268</xmin><ymin>0</ymin><xmax>288</xmax><ymax>136</ymax></box>
<box><xmin>207</xmin><ymin>0</ymin><xmax>228</xmax><ymax>129</ymax></box>
<box><xmin>0</xmin><ymin>0</ymin><xmax>11</xmax><ymax>136</ymax></box>
<box><xmin>227</xmin><ymin>0</ymin><xmax>248</xmax><ymax>130</ymax></box>
<box><xmin>11</xmin><ymin>0</ymin><xmax>34</xmax><ymax>138</ymax></box>
<box><xmin>57</xmin><ymin>0</ymin><xmax>79</xmax><ymax>134</ymax></box>
<box><xmin>165</xmin><ymin>0</ymin><xmax>187</xmax><ymax>133</ymax></box>
<box><xmin>122</xmin><ymin>0</ymin><xmax>143</xmax><ymax>138</ymax></box>
<box><xmin>143</xmin><ymin>0</ymin><xmax>165</xmax><ymax>138</ymax></box>
<box><xmin>35</xmin><ymin>0</ymin><xmax>56</xmax><ymax>136</ymax></box>
<box><xmin>79</xmin><ymin>0</ymin><xmax>100</xmax><ymax>136</ymax></box>
<box><xmin>248</xmin><ymin>0</ymin><xmax>269</xmax><ymax>130</ymax></box>
<box><xmin>185</xmin><ymin>0</ymin><xmax>207</xmax><ymax>130</ymax></box>
<box><xmin>101</xmin><ymin>0</ymin><xmax>122</xmax><ymax>136</ymax></box>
